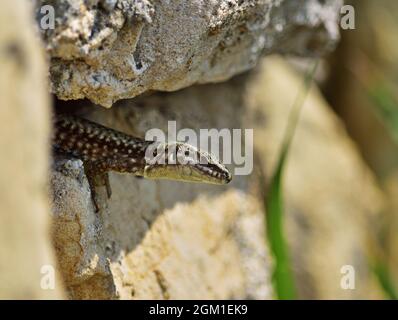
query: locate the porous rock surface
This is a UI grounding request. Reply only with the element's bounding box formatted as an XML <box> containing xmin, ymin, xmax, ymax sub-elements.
<box><xmin>35</xmin><ymin>0</ymin><xmax>343</xmax><ymax>106</ymax></box>
<box><xmin>0</xmin><ymin>0</ymin><xmax>64</xmax><ymax>299</ymax></box>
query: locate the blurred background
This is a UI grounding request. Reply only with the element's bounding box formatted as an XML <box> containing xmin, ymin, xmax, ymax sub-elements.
<box><xmin>324</xmin><ymin>0</ymin><xmax>398</xmax><ymax>298</ymax></box>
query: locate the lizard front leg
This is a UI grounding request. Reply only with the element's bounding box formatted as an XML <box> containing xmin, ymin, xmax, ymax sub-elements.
<box><xmin>83</xmin><ymin>162</ymin><xmax>112</xmax><ymax>212</ymax></box>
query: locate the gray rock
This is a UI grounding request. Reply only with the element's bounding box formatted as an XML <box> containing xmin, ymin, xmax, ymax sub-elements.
<box><xmin>35</xmin><ymin>0</ymin><xmax>343</xmax><ymax>107</ymax></box>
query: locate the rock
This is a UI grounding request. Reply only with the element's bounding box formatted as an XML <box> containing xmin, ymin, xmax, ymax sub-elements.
<box><xmin>0</xmin><ymin>1</ymin><xmax>64</xmax><ymax>299</ymax></box>
<box><xmin>34</xmin><ymin>0</ymin><xmax>343</xmax><ymax>107</ymax></box>
<box><xmin>51</xmin><ymin>157</ymin><xmax>116</xmax><ymax>299</ymax></box>
<box><xmin>51</xmin><ymin>167</ymin><xmax>272</xmax><ymax>299</ymax></box>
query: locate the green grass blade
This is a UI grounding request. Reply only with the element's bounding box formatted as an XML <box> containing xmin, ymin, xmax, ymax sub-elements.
<box><xmin>264</xmin><ymin>61</ymin><xmax>319</xmax><ymax>300</ymax></box>
<box><xmin>368</xmin><ymin>84</ymin><xmax>398</xmax><ymax>144</ymax></box>
<box><xmin>372</xmin><ymin>259</ymin><xmax>398</xmax><ymax>300</ymax></box>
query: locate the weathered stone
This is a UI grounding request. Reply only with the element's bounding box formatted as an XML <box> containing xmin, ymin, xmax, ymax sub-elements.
<box><xmin>0</xmin><ymin>0</ymin><xmax>64</xmax><ymax>299</ymax></box>
<box><xmin>51</xmin><ymin>159</ymin><xmax>272</xmax><ymax>299</ymax></box>
<box><xmin>35</xmin><ymin>0</ymin><xmax>343</xmax><ymax>107</ymax></box>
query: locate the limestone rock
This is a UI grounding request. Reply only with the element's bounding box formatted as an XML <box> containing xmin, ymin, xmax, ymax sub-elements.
<box><xmin>35</xmin><ymin>0</ymin><xmax>343</xmax><ymax>106</ymax></box>
<box><xmin>0</xmin><ymin>0</ymin><xmax>64</xmax><ymax>299</ymax></box>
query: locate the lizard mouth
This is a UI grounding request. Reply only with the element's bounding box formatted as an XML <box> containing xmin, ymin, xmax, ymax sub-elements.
<box><xmin>143</xmin><ymin>163</ymin><xmax>232</xmax><ymax>185</ymax></box>
<box><xmin>191</xmin><ymin>162</ymin><xmax>232</xmax><ymax>185</ymax></box>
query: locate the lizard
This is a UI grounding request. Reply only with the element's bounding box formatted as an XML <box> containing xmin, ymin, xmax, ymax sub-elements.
<box><xmin>53</xmin><ymin>115</ymin><xmax>232</xmax><ymax>211</ymax></box>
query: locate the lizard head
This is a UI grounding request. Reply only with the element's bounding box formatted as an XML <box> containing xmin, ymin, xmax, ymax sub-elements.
<box><xmin>143</xmin><ymin>142</ymin><xmax>232</xmax><ymax>185</ymax></box>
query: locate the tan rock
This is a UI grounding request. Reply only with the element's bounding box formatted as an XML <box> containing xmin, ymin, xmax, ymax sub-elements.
<box><xmin>0</xmin><ymin>0</ymin><xmax>64</xmax><ymax>299</ymax></box>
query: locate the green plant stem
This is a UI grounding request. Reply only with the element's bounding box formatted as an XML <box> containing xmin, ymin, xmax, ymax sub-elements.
<box><xmin>265</xmin><ymin>60</ymin><xmax>319</xmax><ymax>300</ymax></box>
